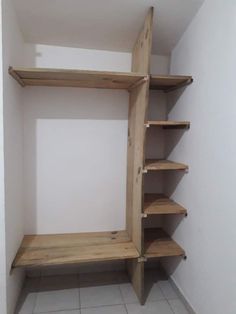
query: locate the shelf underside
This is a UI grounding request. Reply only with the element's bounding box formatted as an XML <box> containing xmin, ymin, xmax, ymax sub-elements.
<box><xmin>13</xmin><ymin>230</ymin><xmax>139</xmax><ymax>268</ymax></box>
<box><xmin>144</xmin><ymin>228</ymin><xmax>185</xmax><ymax>258</ymax></box>
<box><xmin>144</xmin><ymin>194</ymin><xmax>187</xmax><ymax>215</ymax></box>
<box><xmin>150</xmin><ymin>75</ymin><xmax>193</xmax><ymax>92</ymax></box>
<box><xmin>146</xmin><ymin>121</ymin><xmax>190</xmax><ymax>129</ymax></box>
<box><xmin>145</xmin><ymin>159</ymin><xmax>188</xmax><ymax>171</ymax></box>
<box><xmin>9</xmin><ymin>67</ymin><xmax>146</xmax><ymax>90</ymax></box>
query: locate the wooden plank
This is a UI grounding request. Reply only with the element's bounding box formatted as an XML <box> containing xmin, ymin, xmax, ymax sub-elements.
<box><xmin>146</xmin><ymin>121</ymin><xmax>190</xmax><ymax>129</ymax></box>
<box><xmin>144</xmin><ymin>194</ymin><xmax>187</xmax><ymax>215</ymax></box>
<box><xmin>127</xmin><ymin>259</ymin><xmax>145</xmax><ymax>305</ymax></box>
<box><xmin>132</xmin><ymin>7</ymin><xmax>154</xmax><ymax>73</ymax></box>
<box><xmin>144</xmin><ymin>228</ymin><xmax>185</xmax><ymax>258</ymax></box>
<box><xmin>145</xmin><ymin>159</ymin><xmax>188</xmax><ymax>171</ymax></box>
<box><xmin>8</xmin><ymin>67</ymin><xmax>145</xmax><ymax>90</ymax></box>
<box><xmin>150</xmin><ymin>75</ymin><xmax>193</xmax><ymax>91</ymax></box>
<box><xmin>126</xmin><ymin>84</ymin><xmax>149</xmax><ymax>252</ymax></box>
<box><xmin>126</xmin><ymin>7</ymin><xmax>154</xmax><ymax>305</ymax></box>
<box><xmin>8</xmin><ymin>66</ymin><xmax>25</xmax><ymax>87</ymax></box>
<box><xmin>12</xmin><ymin>231</ymin><xmax>139</xmax><ymax>268</ymax></box>
<box><xmin>126</xmin><ymin>6</ymin><xmax>153</xmax><ymax>252</ymax></box>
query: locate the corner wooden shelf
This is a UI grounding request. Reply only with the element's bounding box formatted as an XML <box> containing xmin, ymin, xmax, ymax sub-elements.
<box><xmin>144</xmin><ymin>194</ymin><xmax>187</xmax><ymax>215</ymax></box>
<box><xmin>146</xmin><ymin>121</ymin><xmax>190</xmax><ymax>129</ymax></box>
<box><xmin>145</xmin><ymin>159</ymin><xmax>188</xmax><ymax>171</ymax></box>
<box><xmin>150</xmin><ymin>75</ymin><xmax>193</xmax><ymax>92</ymax></box>
<box><xmin>12</xmin><ymin>230</ymin><xmax>139</xmax><ymax>268</ymax></box>
<box><xmin>144</xmin><ymin>228</ymin><xmax>185</xmax><ymax>258</ymax></box>
<box><xmin>8</xmin><ymin>67</ymin><xmax>146</xmax><ymax>90</ymax></box>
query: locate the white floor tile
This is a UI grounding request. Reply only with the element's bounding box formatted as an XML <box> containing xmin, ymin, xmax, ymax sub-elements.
<box><xmin>34</xmin><ymin>289</ymin><xmax>79</xmax><ymax>313</ymax></box>
<box><xmin>81</xmin><ymin>305</ymin><xmax>127</xmax><ymax>314</ymax></box>
<box><xmin>158</xmin><ymin>280</ymin><xmax>178</xmax><ymax>299</ymax></box>
<box><xmin>119</xmin><ymin>283</ymin><xmax>139</xmax><ymax>304</ymax></box>
<box><xmin>146</xmin><ymin>283</ymin><xmax>165</xmax><ymax>302</ymax></box>
<box><xmin>42</xmin><ymin>311</ymin><xmax>80</xmax><ymax>314</ymax></box>
<box><xmin>80</xmin><ymin>284</ymin><xmax>123</xmax><ymax>308</ymax></box>
<box><xmin>169</xmin><ymin>299</ymin><xmax>189</xmax><ymax>314</ymax></box>
<box><xmin>17</xmin><ymin>292</ymin><xmax>37</xmax><ymax>314</ymax></box>
<box><xmin>126</xmin><ymin>300</ymin><xmax>174</xmax><ymax>314</ymax></box>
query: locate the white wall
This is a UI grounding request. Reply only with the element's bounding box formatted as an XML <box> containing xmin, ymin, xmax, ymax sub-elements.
<box><xmin>23</xmin><ymin>88</ymin><xmax>128</xmax><ymax>234</ymax></box>
<box><xmin>0</xmin><ymin>0</ymin><xmax>7</xmax><ymax>312</ymax></box>
<box><xmin>23</xmin><ymin>45</ymin><xmax>130</xmax><ymax>234</ymax></box>
<box><xmin>164</xmin><ymin>1</ymin><xmax>236</xmax><ymax>314</ymax></box>
<box><xmin>23</xmin><ymin>44</ymin><xmax>132</xmax><ymax>72</ymax></box>
<box><xmin>22</xmin><ymin>44</ymin><xmax>169</xmax><ymax>234</ymax></box>
<box><xmin>2</xmin><ymin>0</ymin><xmax>25</xmax><ymax>312</ymax></box>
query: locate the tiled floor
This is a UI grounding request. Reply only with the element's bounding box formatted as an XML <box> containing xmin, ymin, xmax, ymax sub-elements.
<box><xmin>16</xmin><ymin>270</ymin><xmax>190</xmax><ymax>314</ymax></box>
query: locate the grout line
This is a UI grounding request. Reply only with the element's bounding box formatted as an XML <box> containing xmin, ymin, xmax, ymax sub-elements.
<box><xmin>118</xmin><ymin>283</ymin><xmax>129</xmax><ymax>314</ymax></box>
<box><xmin>165</xmin><ymin>298</ymin><xmax>177</xmax><ymax>314</ymax></box>
<box><xmin>80</xmin><ymin>303</ymin><xmax>127</xmax><ymax>310</ymax></box>
<box><xmin>33</xmin><ymin>309</ymin><xmax>81</xmax><ymax>313</ymax></box>
<box><xmin>31</xmin><ymin>273</ymin><xmax>42</xmax><ymax>314</ymax></box>
<box><xmin>77</xmin><ymin>273</ymin><xmax>81</xmax><ymax>309</ymax></box>
<box><xmin>124</xmin><ymin>303</ymin><xmax>129</xmax><ymax>314</ymax></box>
<box><xmin>118</xmin><ymin>283</ymin><xmax>125</xmax><ymax>304</ymax></box>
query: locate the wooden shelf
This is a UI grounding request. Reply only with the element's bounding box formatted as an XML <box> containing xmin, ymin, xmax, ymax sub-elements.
<box><xmin>12</xmin><ymin>230</ymin><xmax>139</xmax><ymax>268</ymax></box>
<box><xmin>146</xmin><ymin>121</ymin><xmax>190</xmax><ymax>129</ymax></box>
<box><xmin>150</xmin><ymin>75</ymin><xmax>193</xmax><ymax>92</ymax></box>
<box><xmin>144</xmin><ymin>194</ymin><xmax>187</xmax><ymax>215</ymax></box>
<box><xmin>145</xmin><ymin>159</ymin><xmax>188</xmax><ymax>171</ymax></box>
<box><xmin>8</xmin><ymin>67</ymin><xmax>146</xmax><ymax>90</ymax></box>
<box><xmin>144</xmin><ymin>228</ymin><xmax>185</xmax><ymax>258</ymax></box>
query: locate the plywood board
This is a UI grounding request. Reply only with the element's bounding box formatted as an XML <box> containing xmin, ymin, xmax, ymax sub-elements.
<box><xmin>127</xmin><ymin>259</ymin><xmax>145</xmax><ymax>304</ymax></box>
<box><xmin>150</xmin><ymin>75</ymin><xmax>193</xmax><ymax>91</ymax></box>
<box><xmin>146</xmin><ymin>121</ymin><xmax>190</xmax><ymax>129</ymax></box>
<box><xmin>126</xmin><ymin>6</ymin><xmax>153</xmax><ymax>252</ymax></box>
<box><xmin>8</xmin><ymin>67</ymin><xmax>145</xmax><ymax>90</ymax></box>
<box><xmin>145</xmin><ymin>159</ymin><xmax>188</xmax><ymax>171</ymax></box>
<box><xmin>132</xmin><ymin>7</ymin><xmax>154</xmax><ymax>73</ymax></box>
<box><xmin>144</xmin><ymin>228</ymin><xmax>185</xmax><ymax>258</ymax></box>
<box><xmin>144</xmin><ymin>194</ymin><xmax>187</xmax><ymax>215</ymax></box>
<box><xmin>126</xmin><ymin>7</ymin><xmax>154</xmax><ymax>306</ymax></box>
<box><xmin>12</xmin><ymin>231</ymin><xmax>139</xmax><ymax>268</ymax></box>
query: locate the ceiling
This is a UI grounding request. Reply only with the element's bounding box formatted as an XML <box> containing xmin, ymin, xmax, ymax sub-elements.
<box><xmin>13</xmin><ymin>0</ymin><xmax>204</xmax><ymax>55</ymax></box>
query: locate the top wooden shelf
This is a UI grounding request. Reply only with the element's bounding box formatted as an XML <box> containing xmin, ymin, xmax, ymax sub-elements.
<box><xmin>8</xmin><ymin>67</ymin><xmax>147</xmax><ymax>90</ymax></box>
<box><xmin>150</xmin><ymin>75</ymin><xmax>193</xmax><ymax>92</ymax></box>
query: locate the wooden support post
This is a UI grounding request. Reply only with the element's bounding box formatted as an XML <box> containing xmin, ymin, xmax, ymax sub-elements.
<box><xmin>126</xmin><ymin>7</ymin><xmax>154</xmax><ymax>305</ymax></box>
<box><xmin>127</xmin><ymin>259</ymin><xmax>145</xmax><ymax>304</ymax></box>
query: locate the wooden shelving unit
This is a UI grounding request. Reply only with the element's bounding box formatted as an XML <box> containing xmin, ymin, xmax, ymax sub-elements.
<box><xmin>9</xmin><ymin>7</ymin><xmax>192</xmax><ymax>305</ymax></box>
<box><xmin>13</xmin><ymin>231</ymin><xmax>139</xmax><ymax>268</ymax></box>
<box><xmin>145</xmin><ymin>159</ymin><xmax>188</xmax><ymax>171</ymax></box>
<box><xmin>144</xmin><ymin>194</ymin><xmax>187</xmax><ymax>215</ymax></box>
<box><xmin>144</xmin><ymin>228</ymin><xmax>185</xmax><ymax>258</ymax></box>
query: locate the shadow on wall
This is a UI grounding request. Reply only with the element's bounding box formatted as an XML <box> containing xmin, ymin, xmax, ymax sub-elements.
<box><xmin>163</xmin><ymin>171</ymin><xmax>185</xmax><ymax>196</ymax></box>
<box><xmin>160</xmin><ymin>256</ymin><xmax>183</xmax><ymax>276</ymax></box>
<box><xmin>163</xmin><ymin>213</ymin><xmax>186</xmax><ymax>237</ymax></box>
<box><xmin>167</xmin><ymin>86</ymin><xmax>188</xmax><ymax>116</ymax></box>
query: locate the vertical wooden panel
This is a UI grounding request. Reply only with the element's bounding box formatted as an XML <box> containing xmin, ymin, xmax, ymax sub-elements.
<box><xmin>132</xmin><ymin>7</ymin><xmax>154</xmax><ymax>73</ymax></box>
<box><xmin>127</xmin><ymin>83</ymin><xmax>149</xmax><ymax>252</ymax></box>
<box><xmin>126</xmin><ymin>7</ymin><xmax>154</xmax><ymax>304</ymax></box>
<box><xmin>127</xmin><ymin>259</ymin><xmax>145</xmax><ymax>304</ymax></box>
<box><xmin>126</xmin><ymin>6</ymin><xmax>153</xmax><ymax>250</ymax></box>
